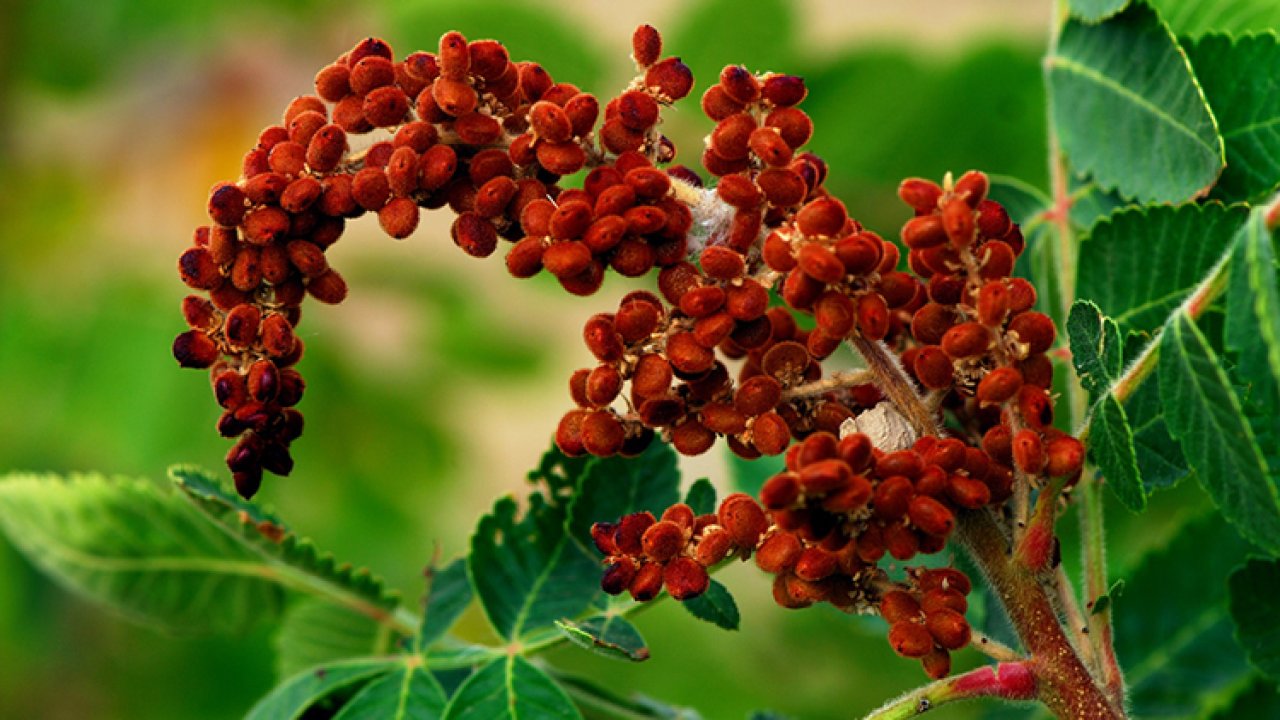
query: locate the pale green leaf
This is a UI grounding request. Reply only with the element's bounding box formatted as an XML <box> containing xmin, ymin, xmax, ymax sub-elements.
<box><xmin>246</xmin><ymin>658</ymin><xmax>394</xmax><ymax>720</ymax></box>
<box><xmin>1077</xmin><ymin>203</ymin><xmax>1247</xmax><ymax>335</ymax></box>
<box><xmin>556</xmin><ymin>615</ymin><xmax>650</xmax><ymax>662</ymax></box>
<box><xmin>332</xmin><ymin>661</ymin><xmax>448</xmax><ymax>720</ymax></box>
<box><xmin>0</xmin><ymin>472</ymin><xmax>282</xmax><ymax>633</ymax></box>
<box><xmin>681</xmin><ymin>579</ymin><xmax>739</xmax><ymax>631</ymax></box>
<box><xmin>1070</xmin><ymin>0</ymin><xmax>1130</xmax><ymax>23</ymax></box>
<box><xmin>441</xmin><ymin>655</ymin><xmax>580</xmax><ymax>720</ymax></box>
<box><xmin>1047</xmin><ymin>2</ymin><xmax>1224</xmax><ymax>201</ymax></box>
<box><xmin>1159</xmin><ymin>314</ymin><xmax>1280</xmax><ymax>553</ymax></box>
<box><xmin>275</xmin><ymin>598</ymin><xmax>387</xmax><ymax>681</ymax></box>
<box><xmin>1117</xmin><ymin>513</ymin><xmax>1254</xmax><ymax>717</ymax></box>
<box><xmin>172</xmin><ymin>466</ymin><xmax>400</xmax><ymax>612</ymax></box>
<box><xmin>1151</xmin><ymin>0</ymin><xmax>1280</xmax><ymax>36</ymax></box>
<box><xmin>419</xmin><ymin>558</ymin><xmax>472</xmax><ymax>651</ymax></box>
<box><xmin>1188</xmin><ymin>34</ymin><xmax>1280</xmax><ymax>203</ymax></box>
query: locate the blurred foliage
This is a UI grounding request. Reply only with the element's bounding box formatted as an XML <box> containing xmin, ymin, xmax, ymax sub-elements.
<box><xmin>0</xmin><ymin>0</ymin><xmax>1085</xmax><ymax>718</ymax></box>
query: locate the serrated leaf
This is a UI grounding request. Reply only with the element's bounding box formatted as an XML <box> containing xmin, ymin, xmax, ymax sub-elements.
<box><xmin>441</xmin><ymin>655</ymin><xmax>580</xmax><ymax>720</ymax></box>
<box><xmin>171</xmin><ymin>466</ymin><xmax>401</xmax><ymax>612</ymax></box>
<box><xmin>1077</xmin><ymin>203</ymin><xmax>1247</xmax><ymax>335</ymax></box>
<box><xmin>684</xmin><ymin>479</ymin><xmax>717</xmax><ymax>516</ymax></box>
<box><xmin>332</xmin><ymin>660</ymin><xmax>448</xmax><ymax>720</ymax></box>
<box><xmin>419</xmin><ymin>557</ymin><xmax>472</xmax><ymax>650</ymax></box>
<box><xmin>0</xmin><ymin>472</ymin><xmax>282</xmax><ymax>633</ymax></box>
<box><xmin>681</xmin><ymin>579</ymin><xmax>739</xmax><ymax>631</ymax></box>
<box><xmin>1226</xmin><ymin>208</ymin><xmax>1280</xmax><ymax>423</ymax></box>
<box><xmin>1088</xmin><ymin>395</ymin><xmax>1146</xmax><ymax>511</ymax></box>
<box><xmin>1229</xmin><ymin>557</ymin><xmax>1280</xmax><ymax>682</ymax></box>
<box><xmin>556</xmin><ymin>615</ymin><xmax>649</xmax><ymax>662</ymax></box>
<box><xmin>1188</xmin><ymin>34</ymin><xmax>1280</xmax><ymax>203</ymax></box>
<box><xmin>275</xmin><ymin>598</ymin><xmax>387</xmax><ymax>681</ymax></box>
<box><xmin>246</xmin><ymin>658</ymin><xmax>395</xmax><ymax>720</ymax></box>
<box><xmin>1117</xmin><ymin>513</ymin><xmax>1254</xmax><ymax>717</ymax></box>
<box><xmin>1159</xmin><ymin>314</ymin><xmax>1280</xmax><ymax>553</ymax></box>
<box><xmin>469</xmin><ymin>494</ymin><xmax>598</xmax><ymax>642</ymax></box>
<box><xmin>1070</xmin><ymin>0</ymin><xmax>1130</xmax><ymax>23</ymax></box>
<box><xmin>1124</xmin><ymin>347</ymin><xmax>1193</xmax><ymax>491</ymax></box>
<box><xmin>527</xmin><ymin>445</ymin><xmax>592</xmax><ymax>506</ymax></box>
<box><xmin>1151</xmin><ymin>0</ymin><xmax>1280</xmax><ymax>36</ymax></box>
<box><xmin>567</xmin><ymin>442</ymin><xmax>682</xmax><ymax>543</ymax></box>
<box><xmin>1047</xmin><ymin>2</ymin><xmax>1224</xmax><ymax>201</ymax></box>
<box><xmin>1068</xmin><ymin>300</ymin><xmax>1124</xmax><ymax>399</ymax></box>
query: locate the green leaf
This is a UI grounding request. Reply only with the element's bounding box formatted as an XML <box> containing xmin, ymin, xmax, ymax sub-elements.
<box><xmin>246</xmin><ymin>658</ymin><xmax>395</xmax><ymax>720</ymax></box>
<box><xmin>1188</xmin><ymin>34</ymin><xmax>1280</xmax><ymax>203</ymax></box>
<box><xmin>441</xmin><ymin>655</ymin><xmax>580</xmax><ymax>720</ymax></box>
<box><xmin>1159</xmin><ymin>314</ymin><xmax>1280</xmax><ymax>553</ymax></box>
<box><xmin>0</xmin><ymin>472</ymin><xmax>282</xmax><ymax>633</ymax></box>
<box><xmin>1151</xmin><ymin>0</ymin><xmax>1280</xmax><ymax>36</ymax></box>
<box><xmin>541</xmin><ymin>673</ymin><xmax>705</xmax><ymax>719</ymax></box>
<box><xmin>1088</xmin><ymin>395</ymin><xmax>1147</xmax><ymax>511</ymax></box>
<box><xmin>275</xmin><ymin>599</ymin><xmax>387</xmax><ymax>681</ymax></box>
<box><xmin>989</xmin><ymin>175</ymin><xmax>1067</xmax><ymax>327</ymax></box>
<box><xmin>171</xmin><ymin>466</ymin><xmax>401</xmax><ymax>611</ymax></box>
<box><xmin>1068</xmin><ymin>300</ymin><xmax>1124</xmax><ymax>400</ymax></box>
<box><xmin>332</xmin><ymin>660</ymin><xmax>449</xmax><ymax>720</ymax></box>
<box><xmin>1046</xmin><ymin>2</ymin><xmax>1224</xmax><ymax>202</ymax></box>
<box><xmin>1229</xmin><ymin>557</ymin><xmax>1280</xmax><ymax>682</ymax></box>
<box><xmin>419</xmin><ymin>558</ymin><xmax>472</xmax><ymax>651</ymax></box>
<box><xmin>1117</xmin><ymin>513</ymin><xmax>1254</xmax><ymax>716</ymax></box>
<box><xmin>681</xmin><ymin>579</ymin><xmax>739</xmax><ymax>631</ymax></box>
<box><xmin>568</xmin><ymin>442</ymin><xmax>682</xmax><ymax>543</ymax></box>
<box><xmin>527</xmin><ymin>445</ymin><xmax>592</xmax><ymax>505</ymax></box>
<box><xmin>1091</xmin><ymin>579</ymin><xmax>1125</xmax><ymax>616</ymax></box>
<box><xmin>469</xmin><ymin>493</ymin><xmax>599</xmax><ymax>642</ymax></box>
<box><xmin>1070</xmin><ymin>0</ymin><xmax>1130</xmax><ymax>22</ymax></box>
<box><xmin>1124</xmin><ymin>348</ymin><xmax>1193</xmax><ymax>491</ymax></box>
<box><xmin>556</xmin><ymin>615</ymin><xmax>650</xmax><ymax>662</ymax></box>
<box><xmin>684</xmin><ymin>479</ymin><xmax>717</xmax><ymax>516</ymax></box>
<box><xmin>1077</xmin><ymin>203</ymin><xmax>1247</xmax><ymax>335</ymax></box>
<box><xmin>1225</xmin><ymin>208</ymin><xmax>1280</xmax><ymax>422</ymax></box>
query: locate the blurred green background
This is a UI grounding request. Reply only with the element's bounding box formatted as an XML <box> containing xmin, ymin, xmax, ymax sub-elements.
<box><xmin>0</xmin><ymin>0</ymin><xmax>1179</xmax><ymax>718</ymax></box>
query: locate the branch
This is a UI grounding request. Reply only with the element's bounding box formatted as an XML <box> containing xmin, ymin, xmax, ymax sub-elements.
<box><xmin>863</xmin><ymin>662</ymin><xmax>1037</xmax><ymax>719</ymax></box>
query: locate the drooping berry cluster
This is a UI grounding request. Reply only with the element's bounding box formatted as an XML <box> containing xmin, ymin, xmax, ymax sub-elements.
<box><xmin>879</xmin><ymin>568</ymin><xmax>975</xmax><ymax>678</ymax></box>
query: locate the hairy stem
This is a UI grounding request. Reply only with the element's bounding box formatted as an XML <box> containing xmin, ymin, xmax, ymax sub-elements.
<box><xmin>959</xmin><ymin>510</ymin><xmax>1125</xmax><ymax>719</ymax></box>
<box><xmin>848</xmin><ymin>335</ymin><xmax>938</xmax><ymax>438</ymax></box>
<box><xmin>864</xmin><ymin>662</ymin><xmax>1038</xmax><ymax>719</ymax></box>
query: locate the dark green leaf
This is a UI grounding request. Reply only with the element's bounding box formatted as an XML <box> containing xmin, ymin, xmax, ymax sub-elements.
<box><xmin>684</xmin><ymin>479</ymin><xmax>717</xmax><ymax>516</ymax></box>
<box><xmin>441</xmin><ymin>655</ymin><xmax>580</xmax><ymax>720</ymax></box>
<box><xmin>567</xmin><ymin>441</ymin><xmax>682</xmax><ymax>544</ymax></box>
<box><xmin>1225</xmin><ymin>208</ymin><xmax>1280</xmax><ymax>424</ymax></box>
<box><xmin>246</xmin><ymin>658</ymin><xmax>394</xmax><ymax>720</ymax></box>
<box><xmin>469</xmin><ymin>493</ymin><xmax>598</xmax><ymax>642</ymax></box>
<box><xmin>332</xmin><ymin>661</ymin><xmax>448</xmax><ymax>720</ymax></box>
<box><xmin>1088</xmin><ymin>395</ymin><xmax>1146</xmax><ymax>511</ymax></box>
<box><xmin>0</xmin><ymin>472</ymin><xmax>281</xmax><ymax>633</ymax></box>
<box><xmin>1229</xmin><ymin>558</ymin><xmax>1280</xmax><ymax>682</ymax></box>
<box><xmin>527</xmin><ymin>445</ymin><xmax>592</xmax><ymax>505</ymax></box>
<box><xmin>419</xmin><ymin>558</ymin><xmax>472</xmax><ymax>650</ymax></box>
<box><xmin>171</xmin><ymin>467</ymin><xmax>400</xmax><ymax>611</ymax></box>
<box><xmin>681</xmin><ymin>579</ymin><xmax>739</xmax><ymax>631</ymax></box>
<box><xmin>1151</xmin><ymin>0</ymin><xmax>1280</xmax><ymax>35</ymax></box>
<box><xmin>275</xmin><ymin>599</ymin><xmax>387</xmax><ymax>681</ymax></box>
<box><xmin>1077</xmin><ymin>203</ymin><xmax>1247</xmax><ymax>335</ymax></box>
<box><xmin>1159</xmin><ymin>314</ymin><xmax>1280</xmax><ymax>553</ymax></box>
<box><xmin>1189</xmin><ymin>34</ymin><xmax>1280</xmax><ymax>203</ymax></box>
<box><xmin>1090</xmin><ymin>579</ymin><xmax>1125</xmax><ymax>616</ymax></box>
<box><xmin>1117</xmin><ymin>513</ymin><xmax>1253</xmax><ymax>716</ymax></box>
<box><xmin>555</xmin><ymin>615</ymin><xmax>649</xmax><ymax>662</ymax></box>
<box><xmin>1046</xmin><ymin>2</ymin><xmax>1224</xmax><ymax>201</ymax></box>
<box><xmin>1070</xmin><ymin>0</ymin><xmax>1130</xmax><ymax>22</ymax></box>
<box><xmin>1124</xmin><ymin>350</ymin><xmax>1193</xmax><ymax>491</ymax></box>
<box><xmin>547</xmin><ymin>673</ymin><xmax>704</xmax><ymax>719</ymax></box>
<box><xmin>1068</xmin><ymin>300</ymin><xmax>1124</xmax><ymax>399</ymax></box>
<box><xmin>989</xmin><ymin>176</ymin><xmax>1067</xmax><ymax>327</ymax></box>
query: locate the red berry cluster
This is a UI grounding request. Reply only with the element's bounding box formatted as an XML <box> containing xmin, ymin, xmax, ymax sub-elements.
<box><xmin>879</xmin><ymin>568</ymin><xmax>974</xmax><ymax>678</ymax></box>
<box><xmin>591</xmin><ymin>494</ymin><xmax>766</xmax><ymax>601</ymax></box>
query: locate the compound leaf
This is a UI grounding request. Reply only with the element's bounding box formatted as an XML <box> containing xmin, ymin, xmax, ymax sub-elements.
<box><xmin>275</xmin><ymin>598</ymin><xmax>387</xmax><ymax>681</ymax></box>
<box><xmin>1047</xmin><ymin>2</ymin><xmax>1223</xmax><ymax>201</ymax></box>
<box><xmin>441</xmin><ymin>655</ymin><xmax>580</xmax><ymax>720</ymax></box>
<box><xmin>246</xmin><ymin>658</ymin><xmax>395</xmax><ymax>720</ymax></box>
<box><xmin>332</xmin><ymin>660</ymin><xmax>448</xmax><ymax>720</ymax></box>
<box><xmin>0</xmin><ymin>472</ymin><xmax>282</xmax><ymax>633</ymax></box>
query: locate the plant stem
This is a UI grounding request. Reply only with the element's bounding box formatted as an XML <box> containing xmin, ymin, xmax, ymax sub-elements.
<box><xmin>958</xmin><ymin>510</ymin><xmax>1125</xmax><ymax>719</ymax></box>
<box><xmin>863</xmin><ymin>661</ymin><xmax>1038</xmax><ymax>719</ymax></box>
<box><xmin>848</xmin><ymin>335</ymin><xmax>937</xmax><ymax>438</ymax></box>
